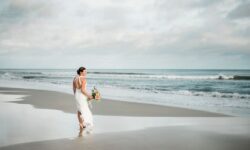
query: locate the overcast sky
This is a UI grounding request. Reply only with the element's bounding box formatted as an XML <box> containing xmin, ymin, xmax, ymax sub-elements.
<box><xmin>0</xmin><ymin>0</ymin><xmax>250</xmax><ymax>69</ymax></box>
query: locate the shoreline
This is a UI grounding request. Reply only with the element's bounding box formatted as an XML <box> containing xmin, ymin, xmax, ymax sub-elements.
<box><xmin>0</xmin><ymin>87</ymin><xmax>228</xmax><ymax>117</ymax></box>
<box><xmin>0</xmin><ymin>79</ymin><xmax>248</xmax><ymax>117</ymax></box>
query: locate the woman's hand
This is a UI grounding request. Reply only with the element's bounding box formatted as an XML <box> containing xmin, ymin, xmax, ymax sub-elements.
<box><xmin>87</xmin><ymin>95</ymin><xmax>93</xmax><ymax>101</ymax></box>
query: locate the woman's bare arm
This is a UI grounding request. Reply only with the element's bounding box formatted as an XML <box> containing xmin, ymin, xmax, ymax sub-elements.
<box><xmin>73</xmin><ymin>78</ymin><xmax>76</xmax><ymax>94</ymax></box>
<box><xmin>80</xmin><ymin>78</ymin><xmax>93</xmax><ymax>99</ymax></box>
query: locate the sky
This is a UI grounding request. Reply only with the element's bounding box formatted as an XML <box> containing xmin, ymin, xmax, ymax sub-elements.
<box><xmin>0</xmin><ymin>0</ymin><xmax>250</xmax><ymax>69</ymax></box>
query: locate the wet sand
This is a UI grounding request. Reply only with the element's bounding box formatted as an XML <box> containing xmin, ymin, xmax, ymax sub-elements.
<box><xmin>1</xmin><ymin>125</ymin><xmax>250</xmax><ymax>150</ymax></box>
<box><xmin>1</xmin><ymin>87</ymin><xmax>250</xmax><ymax>150</ymax></box>
<box><xmin>0</xmin><ymin>87</ymin><xmax>227</xmax><ymax>117</ymax></box>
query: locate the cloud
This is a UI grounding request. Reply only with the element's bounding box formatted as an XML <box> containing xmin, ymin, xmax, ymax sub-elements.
<box><xmin>227</xmin><ymin>1</ymin><xmax>250</xmax><ymax>19</ymax></box>
<box><xmin>0</xmin><ymin>0</ymin><xmax>249</xmax><ymax>69</ymax></box>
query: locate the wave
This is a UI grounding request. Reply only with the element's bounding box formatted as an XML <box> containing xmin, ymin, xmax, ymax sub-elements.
<box><xmin>155</xmin><ymin>75</ymin><xmax>222</xmax><ymax>80</ymax></box>
<box><xmin>15</xmin><ymin>71</ymin><xmax>43</xmax><ymax>75</ymax></box>
<box><xmin>20</xmin><ymin>74</ymin><xmax>238</xmax><ymax>81</ymax></box>
<box><xmin>1</xmin><ymin>70</ymin><xmax>250</xmax><ymax>81</ymax></box>
<box><xmin>148</xmin><ymin>75</ymin><xmax>250</xmax><ymax>80</ymax></box>
<box><xmin>0</xmin><ymin>72</ymin><xmax>24</xmax><ymax>80</ymax></box>
<box><xmin>232</xmin><ymin>75</ymin><xmax>250</xmax><ymax>80</ymax></box>
<box><xmin>127</xmin><ymin>85</ymin><xmax>250</xmax><ymax>99</ymax></box>
<box><xmin>165</xmin><ymin>90</ymin><xmax>250</xmax><ymax>99</ymax></box>
<box><xmin>88</xmin><ymin>72</ymin><xmax>250</xmax><ymax>80</ymax></box>
<box><xmin>22</xmin><ymin>76</ymin><xmax>48</xmax><ymax>79</ymax></box>
<box><xmin>0</xmin><ymin>71</ymin><xmax>72</xmax><ymax>80</ymax></box>
<box><xmin>88</xmin><ymin>71</ymin><xmax>147</xmax><ymax>75</ymax></box>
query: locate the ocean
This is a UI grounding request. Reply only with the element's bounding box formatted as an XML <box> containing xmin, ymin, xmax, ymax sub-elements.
<box><xmin>0</xmin><ymin>69</ymin><xmax>250</xmax><ymax>116</ymax></box>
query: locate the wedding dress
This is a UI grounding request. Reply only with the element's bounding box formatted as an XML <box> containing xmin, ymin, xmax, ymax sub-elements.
<box><xmin>74</xmin><ymin>75</ymin><xmax>94</xmax><ymax>128</ymax></box>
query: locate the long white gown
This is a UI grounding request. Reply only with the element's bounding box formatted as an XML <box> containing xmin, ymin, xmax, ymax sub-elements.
<box><xmin>74</xmin><ymin>75</ymin><xmax>94</xmax><ymax>128</ymax></box>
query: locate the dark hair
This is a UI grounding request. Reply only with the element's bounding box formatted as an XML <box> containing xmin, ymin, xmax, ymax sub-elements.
<box><xmin>77</xmin><ymin>67</ymin><xmax>86</xmax><ymax>75</ymax></box>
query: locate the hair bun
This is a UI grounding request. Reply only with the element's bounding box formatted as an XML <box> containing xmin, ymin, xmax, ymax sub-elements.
<box><xmin>77</xmin><ymin>67</ymin><xmax>86</xmax><ymax>75</ymax></box>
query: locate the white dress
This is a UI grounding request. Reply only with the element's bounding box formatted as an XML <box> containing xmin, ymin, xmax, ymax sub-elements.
<box><xmin>74</xmin><ymin>75</ymin><xmax>94</xmax><ymax>128</ymax></box>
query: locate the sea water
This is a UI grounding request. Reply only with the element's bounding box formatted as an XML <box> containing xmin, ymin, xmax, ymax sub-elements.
<box><xmin>0</xmin><ymin>69</ymin><xmax>249</xmax><ymax>116</ymax></box>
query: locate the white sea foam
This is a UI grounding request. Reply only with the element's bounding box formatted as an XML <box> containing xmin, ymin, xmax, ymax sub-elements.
<box><xmin>0</xmin><ymin>69</ymin><xmax>250</xmax><ymax>116</ymax></box>
<box><xmin>0</xmin><ymin>70</ymin><xmax>239</xmax><ymax>81</ymax></box>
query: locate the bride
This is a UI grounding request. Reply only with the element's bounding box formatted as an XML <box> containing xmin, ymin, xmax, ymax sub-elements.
<box><xmin>73</xmin><ymin>67</ymin><xmax>94</xmax><ymax>130</ymax></box>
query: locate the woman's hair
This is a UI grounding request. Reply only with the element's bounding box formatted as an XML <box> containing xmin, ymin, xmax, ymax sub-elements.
<box><xmin>77</xmin><ymin>67</ymin><xmax>86</xmax><ymax>75</ymax></box>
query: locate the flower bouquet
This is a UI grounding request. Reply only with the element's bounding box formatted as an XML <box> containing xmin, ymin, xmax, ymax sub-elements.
<box><xmin>92</xmin><ymin>86</ymin><xmax>101</xmax><ymax>100</ymax></box>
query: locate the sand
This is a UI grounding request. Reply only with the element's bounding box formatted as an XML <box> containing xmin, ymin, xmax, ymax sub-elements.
<box><xmin>1</xmin><ymin>125</ymin><xmax>250</xmax><ymax>150</ymax></box>
<box><xmin>0</xmin><ymin>87</ymin><xmax>249</xmax><ymax>150</ymax></box>
<box><xmin>0</xmin><ymin>87</ymin><xmax>227</xmax><ymax>117</ymax></box>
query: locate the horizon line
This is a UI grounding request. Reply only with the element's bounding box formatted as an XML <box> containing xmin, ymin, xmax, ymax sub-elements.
<box><xmin>0</xmin><ymin>68</ymin><xmax>250</xmax><ymax>70</ymax></box>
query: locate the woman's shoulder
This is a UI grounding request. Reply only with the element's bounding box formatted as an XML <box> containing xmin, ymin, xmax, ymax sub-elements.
<box><xmin>79</xmin><ymin>76</ymin><xmax>86</xmax><ymax>82</ymax></box>
<box><xmin>73</xmin><ymin>76</ymin><xmax>78</xmax><ymax>81</ymax></box>
<box><xmin>79</xmin><ymin>76</ymin><xmax>86</xmax><ymax>79</ymax></box>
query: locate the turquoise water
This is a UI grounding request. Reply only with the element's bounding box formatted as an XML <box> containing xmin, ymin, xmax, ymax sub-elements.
<box><xmin>0</xmin><ymin>69</ymin><xmax>250</xmax><ymax>116</ymax></box>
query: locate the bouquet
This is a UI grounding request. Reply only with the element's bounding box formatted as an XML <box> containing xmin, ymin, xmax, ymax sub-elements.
<box><xmin>91</xmin><ymin>86</ymin><xmax>101</xmax><ymax>100</ymax></box>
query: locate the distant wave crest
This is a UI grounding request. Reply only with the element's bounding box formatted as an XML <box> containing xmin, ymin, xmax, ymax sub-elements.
<box><xmin>22</xmin><ymin>76</ymin><xmax>48</xmax><ymax>79</ymax></box>
<box><xmin>1</xmin><ymin>70</ymin><xmax>250</xmax><ymax>81</ymax></box>
<box><xmin>90</xmin><ymin>73</ymin><xmax>250</xmax><ymax>80</ymax></box>
<box><xmin>88</xmin><ymin>71</ymin><xmax>147</xmax><ymax>75</ymax></box>
<box><xmin>169</xmin><ymin>90</ymin><xmax>250</xmax><ymax>99</ymax></box>
<box><xmin>232</xmin><ymin>75</ymin><xmax>250</xmax><ymax>80</ymax></box>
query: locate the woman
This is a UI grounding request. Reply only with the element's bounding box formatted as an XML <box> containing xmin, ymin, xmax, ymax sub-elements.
<box><xmin>73</xmin><ymin>67</ymin><xmax>93</xmax><ymax>130</ymax></box>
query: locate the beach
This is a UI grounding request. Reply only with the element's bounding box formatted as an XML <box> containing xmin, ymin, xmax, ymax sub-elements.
<box><xmin>1</xmin><ymin>0</ymin><xmax>250</xmax><ymax>149</ymax></box>
<box><xmin>0</xmin><ymin>87</ymin><xmax>249</xmax><ymax>150</ymax></box>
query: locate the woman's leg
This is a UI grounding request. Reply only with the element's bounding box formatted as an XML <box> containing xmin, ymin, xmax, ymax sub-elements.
<box><xmin>77</xmin><ymin>111</ymin><xmax>85</xmax><ymax>129</ymax></box>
